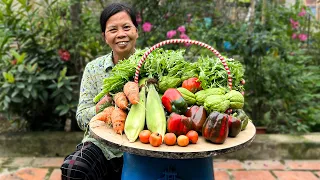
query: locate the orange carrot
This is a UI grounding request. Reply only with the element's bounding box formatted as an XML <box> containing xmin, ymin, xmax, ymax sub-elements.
<box><xmin>92</xmin><ymin>112</ymin><xmax>107</xmax><ymax>122</ymax></box>
<box><xmin>111</xmin><ymin>108</ymin><xmax>127</xmax><ymax>134</ymax></box>
<box><xmin>92</xmin><ymin>106</ymin><xmax>114</xmax><ymax>123</ymax></box>
<box><xmin>102</xmin><ymin>106</ymin><xmax>115</xmax><ymax>126</ymax></box>
<box><xmin>123</xmin><ymin>81</ymin><xmax>139</xmax><ymax>104</ymax></box>
<box><xmin>114</xmin><ymin>92</ymin><xmax>128</xmax><ymax>110</ymax></box>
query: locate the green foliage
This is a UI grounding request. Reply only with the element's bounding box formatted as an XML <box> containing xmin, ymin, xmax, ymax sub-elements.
<box><xmin>259</xmin><ymin>50</ymin><xmax>319</xmax><ymax>133</ymax></box>
<box><xmin>243</xmin><ymin>2</ymin><xmax>319</xmax><ymax>133</ymax></box>
<box><xmin>0</xmin><ymin>0</ymin><xmax>106</xmax><ymax>130</ymax></box>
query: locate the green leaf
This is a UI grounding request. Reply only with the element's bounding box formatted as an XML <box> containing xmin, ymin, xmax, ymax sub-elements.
<box><xmin>22</xmin><ymin>90</ymin><xmax>30</xmax><ymax>98</ymax></box>
<box><xmin>37</xmin><ymin>74</ymin><xmax>48</xmax><ymax>80</ymax></box>
<box><xmin>55</xmin><ymin>104</ymin><xmax>67</xmax><ymax>111</ymax></box>
<box><xmin>57</xmin><ymin>81</ymin><xmax>64</xmax><ymax>88</ymax></box>
<box><xmin>26</xmin><ymin>4</ymin><xmax>32</xmax><ymax>11</ymax></box>
<box><xmin>10</xmin><ymin>50</ymin><xmax>20</xmax><ymax>61</ymax></box>
<box><xmin>58</xmin><ymin>67</ymin><xmax>67</xmax><ymax>82</ymax></box>
<box><xmin>18</xmin><ymin>64</ymin><xmax>24</xmax><ymax>72</ymax></box>
<box><xmin>18</xmin><ymin>52</ymin><xmax>26</xmax><ymax>64</ymax></box>
<box><xmin>51</xmin><ymin>89</ymin><xmax>60</xmax><ymax>98</ymax></box>
<box><xmin>2</xmin><ymin>72</ymin><xmax>15</xmax><ymax>83</ymax></box>
<box><xmin>63</xmin><ymin>91</ymin><xmax>72</xmax><ymax>101</ymax></box>
<box><xmin>17</xmin><ymin>0</ymin><xmax>27</xmax><ymax>7</ymax></box>
<box><xmin>30</xmin><ymin>63</ymin><xmax>38</xmax><ymax>73</ymax></box>
<box><xmin>27</xmin><ymin>84</ymin><xmax>32</xmax><ymax>92</ymax></box>
<box><xmin>16</xmin><ymin>83</ymin><xmax>25</xmax><ymax>89</ymax></box>
<box><xmin>11</xmin><ymin>97</ymin><xmax>22</xmax><ymax>103</ymax></box>
<box><xmin>11</xmin><ymin>89</ymin><xmax>20</xmax><ymax>98</ymax></box>
<box><xmin>0</xmin><ymin>36</ymin><xmax>10</xmax><ymax>50</ymax></box>
<box><xmin>47</xmin><ymin>83</ymin><xmax>56</xmax><ymax>89</ymax></box>
<box><xmin>65</xmin><ymin>85</ymin><xmax>73</xmax><ymax>91</ymax></box>
<box><xmin>59</xmin><ymin>107</ymin><xmax>69</xmax><ymax>116</ymax></box>
<box><xmin>4</xmin><ymin>96</ymin><xmax>11</xmax><ymax>103</ymax></box>
<box><xmin>31</xmin><ymin>89</ymin><xmax>37</xmax><ymax>99</ymax></box>
<box><xmin>2</xmin><ymin>83</ymin><xmax>11</xmax><ymax>88</ymax></box>
<box><xmin>0</xmin><ymin>9</ymin><xmax>3</xmax><ymax>19</ymax></box>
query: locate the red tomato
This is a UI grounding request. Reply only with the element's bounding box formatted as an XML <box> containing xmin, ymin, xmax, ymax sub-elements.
<box><xmin>164</xmin><ymin>133</ymin><xmax>177</xmax><ymax>146</ymax></box>
<box><xmin>139</xmin><ymin>130</ymin><xmax>151</xmax><ymax>144</ymax></box>
<box><xmin>186</xmin><ymin>130</ymin><xmax>199</xmax><ymax>144</ymax></box>
<box><xmin>149</xmin><ymin>132</ymin><xmax>163</xmax><ymax>147</ymax></box>
<box><xmin>182</xmin><ymin>77</ymin><xmax>202</xmax><ymax>93</ymax></box>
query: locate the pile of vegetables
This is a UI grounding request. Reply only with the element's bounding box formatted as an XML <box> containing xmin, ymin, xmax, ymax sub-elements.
<box><xmin>93</xmin><ymin>48</ymin><xmax>245</xmax><ymax>103</ymax></box>
<box><xmin>92</xmin><ymin>48</ymin><xmax>251</xmax><ymax>146</ymax></box>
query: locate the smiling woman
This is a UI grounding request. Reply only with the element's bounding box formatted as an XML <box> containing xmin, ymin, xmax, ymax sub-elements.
<box><xmin>101</xmin><ymin>5</ymin><xmax>139</xmax><ymax>64</ymax></box>
<box><xmin>103</xmin><ymin>11</ymin><xmax>139</xmax><ymax>64</ymax></box>
<box><xmin>60</xmin><ymin>3</ymin><xmax>139</xmax><ymax>180</ymax></box>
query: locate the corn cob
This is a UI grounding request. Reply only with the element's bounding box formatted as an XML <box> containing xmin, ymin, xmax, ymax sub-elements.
<box><xmin>146</xmin><ymin>84</ymin><xmax>166</xmax><ymax>141</ymax></box>
<box><xmin>124</xmin><ymin>86</ymin><xmax>146</xmax><ymax>142</ymax></box>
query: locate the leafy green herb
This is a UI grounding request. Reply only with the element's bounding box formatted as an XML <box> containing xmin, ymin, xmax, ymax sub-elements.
<box><xmin>197</xmin><ymin>56</ymin><xmax>244</xmax><ymax>91</ymax></box>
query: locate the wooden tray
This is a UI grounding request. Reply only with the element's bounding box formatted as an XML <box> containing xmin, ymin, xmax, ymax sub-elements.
<box><xmin>89</xmin><ymin>119</ymin><xmax>256</xmax><ymax>159</ymax></box>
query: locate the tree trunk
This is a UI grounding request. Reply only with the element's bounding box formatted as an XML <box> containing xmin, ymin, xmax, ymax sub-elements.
<box><xmin>70</xmin><ymin>1</ymin><xmax>82</xmax><ymax>28</ymax></box>
<box><xmin>261</xmin><ymin>0</ymin><xmax>267</xmax><ymax>25</ymax></box>
<box><xmin>70</xmin><ymin>1</ymin><xmax>83</xmax><ymax>132</ymax></box>
<box><xmin>249</xmin><ymin>0</ymin><xmax>256</xmax><ymax>33</ymax></box>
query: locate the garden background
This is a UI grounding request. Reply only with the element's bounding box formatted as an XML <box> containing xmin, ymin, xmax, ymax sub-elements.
<box><xmin>0</xmin><ymin>0</ymin><xmax>319</xmax><ymax>134</ymax></box>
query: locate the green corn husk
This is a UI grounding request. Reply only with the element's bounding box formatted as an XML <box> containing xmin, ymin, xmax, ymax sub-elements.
<box><xmin>124</xmin><ymin>86</ymin><xmax>146</xmax><ymax>142</ymax></box>
<box><xmin>146</xmin><ymin>84</ymin><xmax>166</xmax><ymax>141</ymax></box>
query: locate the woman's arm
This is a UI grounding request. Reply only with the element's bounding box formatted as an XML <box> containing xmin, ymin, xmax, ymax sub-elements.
<box><xmin>76</xmin><ymin>65</ymin><xmax>97</xmax><ymax>131</ymax></box>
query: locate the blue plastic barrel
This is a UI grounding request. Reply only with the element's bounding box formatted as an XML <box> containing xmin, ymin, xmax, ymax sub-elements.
<box><xmin>121</xmin><ymin>152</ymin><xmax>214</xmax><ymax>180</ymax></box>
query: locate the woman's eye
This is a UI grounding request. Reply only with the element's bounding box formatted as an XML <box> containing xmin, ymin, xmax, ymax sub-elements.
<box><xmin>124</xmin><ymin>26</ymin><xmax>131</xmax><ymax>30</ymax></box>
<box><xmin>108</xmin><ymin>29</ymin><xmax>117</xmax><ymax>33</ymax></box>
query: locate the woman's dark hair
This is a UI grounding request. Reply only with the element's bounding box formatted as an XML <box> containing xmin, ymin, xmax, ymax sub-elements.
<box><xmin>100</xmin><ymin>3</ymin><xmax>138</xmax><ymax>33</ymax></box>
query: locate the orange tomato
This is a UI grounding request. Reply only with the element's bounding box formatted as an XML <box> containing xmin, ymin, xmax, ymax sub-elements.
<box><xmin>139</xmin><ymin>130</ymin><xmax>151</xmax><ymax>144</ymax></box>
<box><xmin>177</xmin><ymin>135</ymin><xmax>189</xmax><ymax>147</ymax></box>
<box><xmin>186</xmin><ymin>130</ymin><xmax>199</xmax><ymax>144</ymax></box>
<box><xmin>149</xmin><ymin>132</ymin><xmax>162</xmax><ymax>147</ymax></box>
<box><xmin>164</xmin><ymin>133</ymin><xmax>177</xmax><ymax>146</ymax></box>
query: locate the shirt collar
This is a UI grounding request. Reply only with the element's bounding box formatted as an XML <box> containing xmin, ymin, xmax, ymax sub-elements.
<box><xmin>104</xmin><ymin>52</ymin><xmax>114</xmax><ymax>72</ymax></box>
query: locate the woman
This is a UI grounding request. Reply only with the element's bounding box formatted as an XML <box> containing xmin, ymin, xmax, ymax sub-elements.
<box><xmin>61</xmin><ymin>3</ymin><xmax>139</xmax><ymax>179</ymax></box>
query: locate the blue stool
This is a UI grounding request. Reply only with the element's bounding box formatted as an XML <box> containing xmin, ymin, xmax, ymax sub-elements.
<box><xmin>121</xmin><ymin>152</ymin><xmax>214</xmax><ymax>180</ymax></box>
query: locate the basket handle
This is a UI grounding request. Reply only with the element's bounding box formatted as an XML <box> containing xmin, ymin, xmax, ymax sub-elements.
<box><xmin>134</xmin><ymin>39</ymin><xmax>232</xmax><ymax>90</ymax></box>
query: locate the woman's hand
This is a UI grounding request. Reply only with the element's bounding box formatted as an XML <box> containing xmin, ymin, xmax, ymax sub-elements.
<box><xmin>96</xmin><ymin>94</ymin><xmax>113</xmax><ymax>113</ymax></box>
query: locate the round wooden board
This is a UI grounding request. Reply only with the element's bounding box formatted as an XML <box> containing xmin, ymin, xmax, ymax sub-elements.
<box><xmin>89</xmin><ymin>120</ymin><xmax>256</xmax><ymax>159</ymax></box>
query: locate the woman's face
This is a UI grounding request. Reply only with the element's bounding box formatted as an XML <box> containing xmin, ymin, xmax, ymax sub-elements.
<box><xmin>104</xmin><ymin>11</ymin><xmax>138</xmax><ymax>61</ymax></box>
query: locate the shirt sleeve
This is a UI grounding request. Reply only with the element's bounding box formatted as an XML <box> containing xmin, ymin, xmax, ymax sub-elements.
<box><xmin>76</xmin><ymin>64</ymin><xmax>97</xmax><ymax>131</ymax></box>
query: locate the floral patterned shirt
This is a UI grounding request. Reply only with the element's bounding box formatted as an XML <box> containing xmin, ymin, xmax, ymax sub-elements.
<box><xmin>76</xmin><ymin>52</ymin><xmax>123</xmax><ymax>160</ymax></box>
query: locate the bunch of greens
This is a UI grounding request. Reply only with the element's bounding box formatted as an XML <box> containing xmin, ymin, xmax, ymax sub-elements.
<box><xmin>197</xmin><ymin>56</ymin><xmax>245</xmax><ymax>92</ymax></box>
<box><xmin>93</xmin><ymin>49</ymin><xmax>147</xmax><ymax>103</ymax></box>
<box><xmin>142</xmin><ymin>48</ymin><xmax>197</xmax><ymax>93</ymax></box>
<box><xmin>93</xmin><ymin>48</ymin><xmax>245</xmax><ymax>103</ymax></box>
